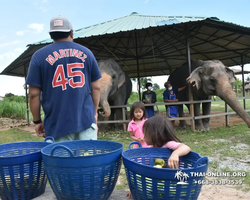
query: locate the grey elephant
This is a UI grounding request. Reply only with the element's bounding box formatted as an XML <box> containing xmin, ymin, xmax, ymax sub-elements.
<box><xmin>168</xmin><ymin>60</ymin><xmax>250</xmax><ymax>131</ymax></box>
<box><xmin>98</xmin><ymin>59</ymin><xmax>132</xmax><ymax>131</ymax></box>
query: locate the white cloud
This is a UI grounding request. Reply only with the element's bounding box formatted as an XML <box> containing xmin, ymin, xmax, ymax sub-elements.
<box><xmin>16</xmin><ymin>30</ymin><xmax>30</xmax><ymax>36</ymax></box>
<box><xmin>0</xmin><ymin>40</ymin><xmax>21</xmax><ymax>48</ymax></box>
<box><xmin>15</xmin><ymin>48</ymin><xmax>25</xmax><ymax>52</ymax></box>
<box><xmin>39</xmin><ymin>6</ymin><xmax>51</xmax><ymax>12</ymax></box>
<box><xmin>28</xmin><ymin>23</ymin><xmax>44</xmax><ymax>33</ymax></box>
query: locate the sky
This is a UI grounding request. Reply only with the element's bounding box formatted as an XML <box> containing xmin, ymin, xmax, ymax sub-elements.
<box><xmin>1</xmin><ymin>0</ymin><xmax>250</xmax><ymax>97</ymax></box>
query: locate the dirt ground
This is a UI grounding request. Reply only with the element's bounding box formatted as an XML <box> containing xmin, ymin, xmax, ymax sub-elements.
<box><xmin>0</xmin><ymin>113</ymin><xmax>249</xmax><ymax>199</ymax></box>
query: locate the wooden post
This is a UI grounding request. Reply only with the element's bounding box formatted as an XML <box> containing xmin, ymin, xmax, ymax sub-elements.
<box><xmin>24</xmin><ymin>65</ymin><xmax>30</xmax><ymax>125</ymax></box>
<box><xmin>241</xmin><ymin>55</ymin><xmax>246</xmax><ymax>110</ymax></box>
<box><xmin>122</xmin><ymin>107</ymin><xmax>126</xmax><ymax>131</ymax></box>
<box><xmin>185</xmin><ymin>25</ymin><xmax>195</xmax><ymax>131</ymax></box>
<box><xmin>225</xmin><ymin>103</ymin><xmax>229</xmax><ymax>126</ymax></box>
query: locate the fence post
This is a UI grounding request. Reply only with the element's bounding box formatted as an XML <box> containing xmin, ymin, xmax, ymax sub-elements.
<box><xmin>225</xmin><ymin>103</ymin><xmax>229</xmax><ymax>126</ymax></box>
<box><xmin>122</xmin><ymin>107</ymin><xmax>126</xmax><ymax>131</ymax></box>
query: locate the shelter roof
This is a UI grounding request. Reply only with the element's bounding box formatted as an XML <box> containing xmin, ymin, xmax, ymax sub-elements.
<box><xmin>33</xmin><ymin>13</ymin><xmax>207</xmax><ymax>45</ymax></box>
<box><xmin>2</xmin><ymin>13</ymin><xmax>250</xmax><ymax>78</ymax></box>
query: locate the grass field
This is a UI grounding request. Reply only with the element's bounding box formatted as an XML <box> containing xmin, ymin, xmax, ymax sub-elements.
<box><xmin>0</xmin><ymin>123</ymin><xmax>249</xmax><ymax>192</ymax></box>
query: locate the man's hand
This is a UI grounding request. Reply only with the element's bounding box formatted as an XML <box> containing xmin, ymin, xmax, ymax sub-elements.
<box><xmin>35</xmin><ymin>122</ymin><xmax>45</xmax><ymax>138</ymax></box>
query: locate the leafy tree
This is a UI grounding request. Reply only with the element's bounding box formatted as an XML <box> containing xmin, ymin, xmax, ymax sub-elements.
<box><xmin>5</xmin><ymin>93</ymin><xmax>15</xmax><ymax>98</ymax></box>
<box><xmin>246</xmin><ymin>76</ymin><xmax>250</xmax><ymax>81</ymax></box>
<box><xmin>153</xmin><ymin>83</ymin><xmax>160</xmax><ymax>90</ymax></box>
<box><xmin>131</xmin><ymin>77</ymin><xmax>152</xmax><ymax>90</ymax></box>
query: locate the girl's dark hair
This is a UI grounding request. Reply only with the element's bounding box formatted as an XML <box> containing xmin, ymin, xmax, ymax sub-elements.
<box><xmin>49</xmin><ymin>31</ymin><xmax>71</xmax><ymax>40</ymax></box>
<box><xmin>143</xmin><ymin>115</ymin><xmax>181</xmax><ymax>147</ymax></box>
<box><xmin>129</xmin><ymin>101</ymin><xmax>147</xmax><ymax>120</ymax></box>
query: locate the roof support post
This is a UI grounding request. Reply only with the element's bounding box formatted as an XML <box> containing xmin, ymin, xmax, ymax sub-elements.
<box><xmin>135</xmin><ymin>31</ymin><xmax>141</xmax><ymax>101</ymax></box>
<box><xmin>241</xmin><ymin>55</ymin><xmax>246</xmax><ymax>110</ymax></box>
<box><xmin>185</xmin><ymin>25</ymin><xmax>195</xmax><ymax>131</ymax></box>
<box><xmin>24</xmin><ymin>65</ymin><xmax>30</xmax><ymax>125</ymax></box>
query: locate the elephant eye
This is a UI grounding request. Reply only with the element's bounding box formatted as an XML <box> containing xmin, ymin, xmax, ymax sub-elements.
<box><xmin>112</xmin><ymin>74</ymin><xmax>116</xmax><ymax>79</ymax></box>
<box><xmin>210</xmin><ymin>77</ymin><xmax>216</xmax><ymax>83</ymax></box>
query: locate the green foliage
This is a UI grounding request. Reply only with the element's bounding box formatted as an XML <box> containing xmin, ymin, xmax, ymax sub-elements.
<box><xmin>231</xmin><ymin>78</ymin><xmax>243</xmax><ymax>88</ymax></box>
<box><xmin>3</xmin><ymin>96</ymin><xmax>26</xmax><ymax>103</ymax></box>
<box><xmin>4</xmin><ymin>93</ymin><xmax>15</xmax><ymax>98</ymax></box>
<box><xmin>155</xmin><ymin>89</ymin><xmax>165</xmax><ymax>103</ymax></box>
<box><xmin>127</xmin><ymin>92</ymin><xmax>140</xmax><ymax>104</ymax></box>
<box><xmin>131</xmin><ymin>77</ymin><xmax>152</xmax><ymax>90</ymax></box>
<box><xmin>0</xmin><ymin>100</ymin><xmax>26</xmax><ymax>119</ymax></box>
<box><xmin>128</xmin><ymin>89</ymin><xmax>165</xmax><ymax>104</ymax></box>
<box><xmin>153</xmin><ymin>83</ymin><xmax>160</xmax><ymax>90</ymax></box>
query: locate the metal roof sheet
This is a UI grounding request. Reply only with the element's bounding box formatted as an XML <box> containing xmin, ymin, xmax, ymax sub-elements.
<box><xmin>32</xmin><ymin>13</ymin><xmax>207</xmax><ymax>45</ymax></box>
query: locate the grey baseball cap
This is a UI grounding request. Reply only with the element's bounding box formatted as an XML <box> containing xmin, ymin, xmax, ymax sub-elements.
<box><xmin>49</xmin><ymin>16</ymin><xmax>73</xmax><ymax>33</ymax></box>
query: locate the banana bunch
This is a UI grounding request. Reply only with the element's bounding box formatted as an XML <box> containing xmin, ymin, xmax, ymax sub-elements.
<box><xmin>153</xmin><ymin>158</ymin><xmax>167</xmax><ymax>168</ymax></box>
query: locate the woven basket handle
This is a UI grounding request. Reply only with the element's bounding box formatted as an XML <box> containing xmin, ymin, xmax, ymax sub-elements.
<box><xmin>193</xmin><ymin>157</ymin><xmax>209</xmax><ymax>168</ymax></box>
<box><xmin>128</xmin><ymin>141</ymin><xmax>142</xmax><ymax>149</ymax></box>
<box><xmin>51</xmin><ymin>145</ymin><xmax>75</xmax><ymax>157</ymax></box>
<box><xmin>44</xmin><ymin>136</ymin><xmax>55</xmax><ymax>143</ymax></box>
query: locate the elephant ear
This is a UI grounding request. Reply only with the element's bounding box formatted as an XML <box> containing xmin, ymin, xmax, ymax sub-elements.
<box><xmin>225</xmin><ymin>67</ymin><xmax>236</xmax><ymax>83</ymax></box>
<box><xmin>117</xmin><ymin>73</ymin><xmax>126</xmax><ymax>89</ymax></box>
<box><xmin>186</xmin><ymin>67</ymin><xmax>203</xmax><ymax>90</ymax></box>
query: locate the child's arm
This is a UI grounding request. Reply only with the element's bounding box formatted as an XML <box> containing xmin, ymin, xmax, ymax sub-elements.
<box><xmin>129</xmin><ymin>131</ymin><xmax>144</xmax><ymax>142</ymax></box>
<box><xmin>168</xmin><ymin>143</ymin><xmax>191</xmax><ymax>169</ymax></box>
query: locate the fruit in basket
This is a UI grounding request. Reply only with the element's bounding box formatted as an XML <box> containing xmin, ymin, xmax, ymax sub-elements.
<box><xmin>154</xmin><ymin>158</ymin><xmax>167</xmax><ymax>168</ymax></box>
<box><xmin>154</xmin><ymin>165</ymin><xmax>162</xmax><ymax>168</ymax></box>
<box><xmin>80</xmin><ymin>151</ymin><xmax>89</xmax><ymax>156</ymax></box>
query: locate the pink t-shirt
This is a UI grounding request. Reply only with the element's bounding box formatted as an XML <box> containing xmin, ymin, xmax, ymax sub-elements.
<box><xmin>162</xmin><ymin>141</ymin><xmax>181</xmax><ymax>150</ymax></box>
<box><xmin>128</xmin><ymin>118</ymin><xmax>149</xmax><ymax>147</ymax></box>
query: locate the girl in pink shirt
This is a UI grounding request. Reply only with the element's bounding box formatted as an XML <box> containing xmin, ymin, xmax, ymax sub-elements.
<box><xmin>143</xmin><ymin>115</ymin><xmax>191</xmax><ymax>168</ymax></box>
<box><xmin>126</xmin><ymin>115</ymin><xmax>191</xmax><ymax>199</ymax></box>
<box><xmin>128</xmin><ymin>102</ymin><xmax>149</xmax><ymax>148</ymax></box>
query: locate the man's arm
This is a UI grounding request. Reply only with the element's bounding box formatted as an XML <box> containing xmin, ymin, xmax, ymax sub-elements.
<box><xmin>91</xmin><ymin>79</ymin><xmax>101</xmax><ymax>124</ymax></box>
<box><xmin>178</xmin><ymin>85</ymin><xmax>187</xmax><ymax>92</ymax></box>
<box><xmin>29</xmin><ymin>85</ymin><xmax>45</xmax><ymax>137</ymax></box>
<box><xmin>29</xmin><ymin>85</ymin><xmax>41</xmax><ymax>121</ymax></box>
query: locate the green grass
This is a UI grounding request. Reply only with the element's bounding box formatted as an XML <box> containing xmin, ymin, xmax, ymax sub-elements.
<box><xmin>0</xmin><ymin>124</ymin><xmax>249</xmax><ymax>192</ymax></box>
<box><xmin>0</xmin><ymin>101</ymin><xmax>26</xmax><ymax>119</ymax></box>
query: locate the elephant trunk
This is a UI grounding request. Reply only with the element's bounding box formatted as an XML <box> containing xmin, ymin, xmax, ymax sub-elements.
<box><xmin>217</xmin><ymin>77</ymin><xmax>250</xmax><ymax>128</ymax></box>
<box><xmin>99</xmin><ymin>99</ymin><xmax>111</xmax><ymax>119</ymax></box>
<box><xmin>99</xmin><ymin>72</ymin><xmax>112</xmax><ymax>119</ymax></box>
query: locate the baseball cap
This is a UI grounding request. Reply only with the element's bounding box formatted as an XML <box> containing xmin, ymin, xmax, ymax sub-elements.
<box><xmin>49</xmin><ymin>16</ymin><xmax>73</xmax><ymax>33</ymax></box>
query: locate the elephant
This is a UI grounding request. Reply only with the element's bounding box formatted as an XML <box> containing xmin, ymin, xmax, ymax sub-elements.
<box><xmin>168</xmin><ymin>59</ymin><xmax>250</xmax><ymax>131</ymax></box>
<box><xmin>98</xmin><ymin>58</ymin><xmax>132</xmax><ymax>131</ymax></box>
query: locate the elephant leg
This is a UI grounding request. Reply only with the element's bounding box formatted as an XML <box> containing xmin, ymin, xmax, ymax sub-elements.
<box><xmin>202</xmin><ymin>100</ymin><xmax>211</xmax><ymax>131</ymax></box>
<box><xmin>194</xmin><ymin>103</ymin><xmax>205</xmax><ymax>131</ymax></box>
<box><xmin>108</xmin><ymin>107</ymin><xmax>116</xmax><ymax>130</ymax></box>
<box><xmin>178</xmin><ymin>104</ymin><xmax>187</xmax><ymax>127</ymax></box>
<box><xmin>113</xmin><ymin>96</ymin><xmax>125</xmax><ymax>131</ymax></box>
<box><xmin>97</xmin><ymin>115</ymin><xmax>107</xmax><ymax>133</ymax></box>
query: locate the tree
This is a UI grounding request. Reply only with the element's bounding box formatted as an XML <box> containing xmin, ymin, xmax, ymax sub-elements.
<box><xmin>131</xmin><ymin>77</ymin><xmax>152</xmax><ymax>90</ymax></box>
<box><xmin>5</xmin><ymin>93</ymin><xmax>14</xmax><ymax>98</ymax></box>
<box><xmin>153</xmin><ymin>83</ymin><xmax>160</xmax><ymax>90</ymax></box>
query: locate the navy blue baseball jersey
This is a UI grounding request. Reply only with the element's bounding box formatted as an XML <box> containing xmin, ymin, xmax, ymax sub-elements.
<box><xmin>26</xmin><ymin>41</ymin><xmax>101</xmax><ymax>138</ymax></box>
